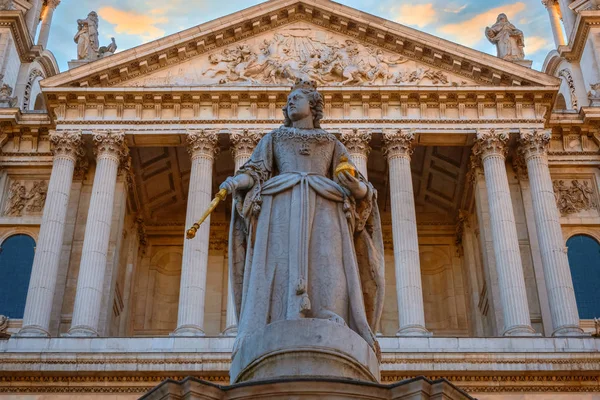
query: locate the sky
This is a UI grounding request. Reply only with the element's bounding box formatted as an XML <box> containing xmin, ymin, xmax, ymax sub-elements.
<box><xmin>46</xmin><ymin>0</ymin><xmax>556</xmax><ymax>73</ymax></box>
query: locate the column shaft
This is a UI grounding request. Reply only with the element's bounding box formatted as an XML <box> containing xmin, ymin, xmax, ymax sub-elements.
<box><xmin>520</xmin><ymin>130</ymin><xmax>583</xmax><ymax>336</ymax></box>
<box><xmin>37</xmin><ymin>0</ymin><xmax>60</xmax><ymax>48</ymax></box>
<box><xmin>19</xmin><ymin>131</ymin><xmax>83</xmax><ymax>336</ymax></box>
<box><xmin>475</xmin><ymin>130</ymin><xmax>535</xmax><ymax>336</ymax></box>
<box><xmin>174</xmin><ymin>130</ymin><xmax>218</xmax><ymax>336</ymax></box>
<box><xmin>557</xmin><ymin>0</ymin><xmax>575</xmax><ymax>38</ymax></box>
<box><xmin>545</xmin><ymin>1</ymin><xmax>566</xmax><ymax>47</ymax></box>
<box><xmin>383</xmin><ymin>130</ymin><xmax>429</xmax><ymax>336</ymax></box>
<box><xmin>68</xmin><ymin>132</ymin><xmax>127</xmax><ymax>337</ymax></box>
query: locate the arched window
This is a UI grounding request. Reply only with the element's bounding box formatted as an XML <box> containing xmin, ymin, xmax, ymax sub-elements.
<box><xmin>566</xmin><ymin>234</ymin><xmax>600</xmax><ymax>319</ymax></box>
<box><xmin>0</xmin><ymin>234</ymin><xmax>36</xmax><ymax>318</ymax></box>
<box><xmin>33</xmin><ymin>93</ymin><xmax>45</xmax><ymax>111</ymax></box>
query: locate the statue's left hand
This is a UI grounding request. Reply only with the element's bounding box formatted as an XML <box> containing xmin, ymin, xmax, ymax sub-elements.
<box><xmin>337</xmin><ymin>171</ymin><xmax>367</xmax><ymax>200</ymax></box>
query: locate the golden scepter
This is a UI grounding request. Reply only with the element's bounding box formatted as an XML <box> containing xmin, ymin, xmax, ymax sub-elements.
<box><xmin>186</xmin><ymin>188</ymin><xmax>228</xmax><ymax>239</ymax></box>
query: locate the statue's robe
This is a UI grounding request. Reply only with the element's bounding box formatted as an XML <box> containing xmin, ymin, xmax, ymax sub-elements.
<box><xmin>228</xmin><ymin>127</ymin><xmax>385</xmax><ymax>354</ymax></box>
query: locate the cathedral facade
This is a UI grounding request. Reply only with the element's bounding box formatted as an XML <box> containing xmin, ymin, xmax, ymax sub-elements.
<box><xmin>0</xmin><ymin>0</ymin><xmax>599</xmax><ymax>398</ymax></box>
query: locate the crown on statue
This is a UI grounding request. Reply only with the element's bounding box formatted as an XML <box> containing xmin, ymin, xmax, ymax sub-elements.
<box><xmin>291</xmin><ymin>79</ymin><xmax>318</xmax><ymax>91</ymax></box>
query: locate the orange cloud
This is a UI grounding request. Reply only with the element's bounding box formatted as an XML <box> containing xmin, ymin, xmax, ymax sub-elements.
<box><xmin>98</xmin><ymin>6</ymin><xmax>169</xmax><ymax>41</ymax></box>
<box><xmin>439</xmin><ymin>2</ymin><xmax>526</xmax><ymax>46</ymax></box>
<box><xmin>394</xmin><ymin>4</ymin><xmax>437</xmax><ymax>28</ymax></box>
<box><xmin>525</xmin><ymin>36</ymin><xmax>552</xmax><ymax>54</ymax></box>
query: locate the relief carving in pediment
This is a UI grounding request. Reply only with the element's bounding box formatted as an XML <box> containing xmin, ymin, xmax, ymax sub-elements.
<box><xmin>122</xmin><ymin>24</ymin><xmax>475</xmax><ymax>87</ymax></box>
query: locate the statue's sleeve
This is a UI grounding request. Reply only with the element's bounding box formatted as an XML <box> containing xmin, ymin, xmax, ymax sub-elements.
<box><xmin>229</xmin><ymin>131</ymin><xmax>274</xmax><ymax>321</ymax></box>
<box><xmin>332</xmin><ymin>139</ymin><xmax>385</xmax><ymax>332</ymax></box>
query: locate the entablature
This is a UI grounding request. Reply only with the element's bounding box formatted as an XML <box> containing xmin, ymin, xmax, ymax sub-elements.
<box><xmin>558</xmin><ymin>10</ymin><xmax>600</xmax><ymax>62</ymax></box>
<box><xmin>42</xmin><ymin>85</ymin><xmax>557</xmax><ymax>128</ymax></box>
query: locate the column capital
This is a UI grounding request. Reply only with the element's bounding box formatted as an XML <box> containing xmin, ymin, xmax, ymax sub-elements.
<box><xmin>93</xmin><ymin>130</ymin><xmax>129</xmax><ymax>163</ymax></box>
<box><xmin>50</xmin><ymin>130</ymin><xmax>85</xmax><ymax>161</ymax></box>
<box><xmin>382</xmin><ymin>129</ymin><xmax>415</xmax><ymax>160</ymax></box>
<box><xmin>340</xmin><ymin>128</ymin><xmax>372</xmax><ymax>156</ymax></box>
<box><xmin>519</xmin><ymin>129</ymin><xmax>550</xmax><ymax>160</ymax></box>
<box><xmin>187</xmin><ymin>129</ymin><xmax>219</xmax><ymax>160</ymax></box>
<box><xmin>46</xmin><ymin>0</ymin><xmax>61</xmax><ymax>9</ymax></box>
<box><xmin>229</xmin><ymin>129</ymin><xmax>262</xmax><ymax>161</ymax></box>
<box><xmin>473</xmin><ymin>129</ymin><xmax>509</xmax><ymax>160</ymax></box>
<box><xmin>541</xmin><ymin>0</ymin><xmax>557</xmax><ymax>7</ymax></box>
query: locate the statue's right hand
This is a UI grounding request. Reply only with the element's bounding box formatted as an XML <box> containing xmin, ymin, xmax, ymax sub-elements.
<box><xmin>219</xmin><ymin>176</ymin><xmax>238</xmax><ymax>194</ymax></box>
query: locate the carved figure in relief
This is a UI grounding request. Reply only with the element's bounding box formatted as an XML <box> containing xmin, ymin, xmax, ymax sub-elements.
<box><xmin>4</xmin><ymin>182</ymin><xmax>28</xmax><ymax>216</ymax></box>
<box><xmin>0</xmin><ymin>0</ymin><xmax>14</xmax><ymax>10</ymax></box>
<box><xmin>220</xmin><ymin>80</ymin><xmax>385</xmax><ymax>356</ymax></box>
<box><xmin>553</xmin><ymin>179</ymin><xmax>598</xmax><ymax>215</ymax></box>
<box><xmin>26</xmin><ymin>181</ymin><xmax>48</xmax><ymax>213</ymax></box>
<box><xmin>0</xmin><ymin>315</ymin><xmax>9</xmax><ymax>339</ymax></box>
<box><xmin>200</xmin><ymin>31</ymin><xmax>449</xmax><ymax>86</ymax></box>
<box><xmin>4</xmin><ymin>181</ymin><xmax>48</xmax><ymax>216</ymax></box>
<box><xmin>588</xmin><ymin>82</ymin><xmax>600</xmax><ymax>106</ymax></box>
<box><xmin>0</xmin><ymin>83</ymin><xmax>17</xmax><ymax>108</ymax></box>
<box><xmin>485</xmin><ymin>13</ymin><xmax>525</xmax><ymax>61</ymax></box>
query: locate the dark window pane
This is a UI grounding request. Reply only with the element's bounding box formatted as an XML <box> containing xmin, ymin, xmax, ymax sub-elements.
<box><xmin>0</xmin><ymin>234</ymin><xmax>36</xmax><ymax>318</ymax></box>
<box><xmin>566</xmin><ymin>234</ymin><xmax>600</xmax><ymax>319</ymax></box>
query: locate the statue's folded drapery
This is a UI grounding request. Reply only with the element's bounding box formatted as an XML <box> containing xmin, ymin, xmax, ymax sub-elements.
<box><xmin>228</xmin><ymin>128</ymin><xmax>385</xmax><ymax>354</ymax></box>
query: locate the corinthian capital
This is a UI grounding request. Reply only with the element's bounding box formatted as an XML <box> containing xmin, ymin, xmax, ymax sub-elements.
<box><xmin>340</xmin><ymin>129</ymin><xmax>372</xmax><ymax>156</ymax></box>
<box><xmin>229</xmin><ymin>129</ymin><xmax>262</xmax><ymax>161</ymax></box>
<box><xmin>473</xmin><ymin>129</ymin><xmax>509</xmax><ymax>160</ymax></box>
<box><xmin>93</xmin><ymin>130</ymin><xmax>129</xmax><ymax>163</ymax></box>
<box><xmin>47</xmin><ymin>0</ymin><xmax>61</xmax><ymax>9</ymax></box>
<box><xmin>50</xmin><ymin>130</ymin><xmax>85</xmax><ymax>161</ymax></box>
<box><xmin>519</xmin><ymin>129</ymin><xmax>550</xmax><ymax>160</ymax></box>
<box><xmin>541</xmin><ymin>0</ymin><xmax>556</xmax><ymax>8</ymax></box>
<box><xmin>187</xmin><ymin>129</ymin><xmax>219</xmax><ymax>160</ymax></box>
<box><xmin>382</xmin><ymin>129</ymin><xmax>415</xmax><ymax>160</ymax></box>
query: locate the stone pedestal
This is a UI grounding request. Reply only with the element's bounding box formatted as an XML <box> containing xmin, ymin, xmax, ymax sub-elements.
<box><xmin>142</xmin><ymin>376</ymin><xmax>474</xmax><ymax>400</ymax></box>
<box><xmin>230</xmin><ymin>319</ymin><xmax>380</xmax><ymax>384</ymax></box>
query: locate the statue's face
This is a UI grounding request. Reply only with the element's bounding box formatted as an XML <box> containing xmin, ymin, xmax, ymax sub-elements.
<box><xmin>286</xmin><ymin>89</ymin><xmax>312</xmax><ymax>122</ymax></box>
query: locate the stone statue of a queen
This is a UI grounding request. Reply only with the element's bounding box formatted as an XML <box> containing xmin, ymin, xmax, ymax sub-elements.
<box><xmin>222</xmin><ymin>80</ymin><xmax>385</xmax><ymax>381</ymax></box>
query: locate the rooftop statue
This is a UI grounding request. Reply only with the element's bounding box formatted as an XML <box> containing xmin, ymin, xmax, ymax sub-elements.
<box><xmin>212</xmin><ymin>80</ymin><xmax>385</xmax><ymax>382</ymax></box>
<box><xmin>485</xmin><ymin>13</ymin><xmax>525</xmax><ymax>62</ymax></box>
<box><xmin>74</xmin><ymin>11</ymin><xmax>117</xmax><ymax>61</ymax></box>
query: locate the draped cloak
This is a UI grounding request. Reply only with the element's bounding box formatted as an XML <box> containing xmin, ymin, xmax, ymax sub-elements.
<box><xmin>228</xmin><ymin>127</ymin><xmax>385</xmax><ymax>355</ymax></box>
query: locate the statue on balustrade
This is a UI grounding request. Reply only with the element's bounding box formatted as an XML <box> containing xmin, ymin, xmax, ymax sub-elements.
<box><xmin>219</xmin><ymin>80</ymin><xmax>385</xmax><ymax>358</ymax></box>
<box><xmin>74</xmin><ymin>11</ymin><xmax>118</xmax><ymax>61</ymax></box>
<box><xmin>485</xmin><ymin>13</ymin><xmax>525</xmax><ymax>62</ymax></box>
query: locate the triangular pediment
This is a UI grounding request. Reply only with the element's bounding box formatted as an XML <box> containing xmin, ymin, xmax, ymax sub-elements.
<box><xmin>41</xmin><ymin>0</ymin><xmax>559</xmax><ymax>89</ymax></box>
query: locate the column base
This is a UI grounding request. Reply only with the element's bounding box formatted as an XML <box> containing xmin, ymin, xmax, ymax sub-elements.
<box><xmin>15</xmin><ymin>325</ymin><xmax>50</xmax><ymax>338</ymax></box>
<box><xmin>221</xmin><ymin>325</ymin><xmax>237</xmax><ymax>336</ymax></box>
<box><xmin>502</xmin><ymin>325</ymin><xmax>539</xmax><ymax>336</ymax></box>
<box><xmin>396</xmin><ymin>325</ymin><xmax>431</xmax><ymax>337</ymax></box>
<box><xmin>171</xmin><ymin>325</ymin><xmax>205</xmax><ymax>337</ymax></box>
<box><xmin>65</xmin><ymin>325</ymin><xmax>99</xmax><ymax>337</ymax></box>
<box><xmin>552</xmin><ymin>325</ymin><xmax>588</xmax><ymax>337</ymax></box>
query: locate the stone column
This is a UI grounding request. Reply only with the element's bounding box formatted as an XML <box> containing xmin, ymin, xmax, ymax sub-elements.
<box><xmin>173</xmin><ymin>130</ymin><xmax>219</xmax><ymax>336</ymax></box>
<box><xmin>557</xmin><ymin>0</ymin><xmax>575</xmax><ymax>38</ymax></box>
<box><xmin>67</xmin><ymin>131</ymin><xmax>128</xmax><ymax>337</ymax></box>
<box><xmin>542</xmin><ymin>0</ymin><xmax>566</xmax><ymax>47</ymax></box>
<box><xmin>340</xmin><ymin>129</ymin><xmax>371</xmax><ymax>179</ymax></box>
<box><xmin>519</xmin><ymin>129</ymin><xmax>584</xmax><ymax>336</ymax></box>
<box><xmin>18</xmin><ymin>131</ymin><xmax>84</xmax><ymax>337</ymax></box>
<box><xmin>473</xmin><ymin>129</ymin><xmax>536</xmax><ymax>336</ymax></box>
<box><xmin>36</xmin><ymin>0</ymin><xmax>60</xmax><ymax>48</ymax></box>
<box><xmin>383</xmin><ymin>129</ymin><xmax>429</xmax><ymax>336</ymax></box>
<box><xmin>222</xmin><ymin>129</ymin><xmax>262</xmax><ymax>335</ymax></box>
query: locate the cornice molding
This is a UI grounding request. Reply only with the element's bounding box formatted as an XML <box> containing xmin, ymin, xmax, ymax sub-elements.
<box><xmin>0</xmin><ymin>12</ymin><xmax>59</xmax><ymax>77</ymax></box>
<box><xmin>558</xmin><ymin>11</ymin><xmax>600</xmax><ymax>62</ymax></box>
